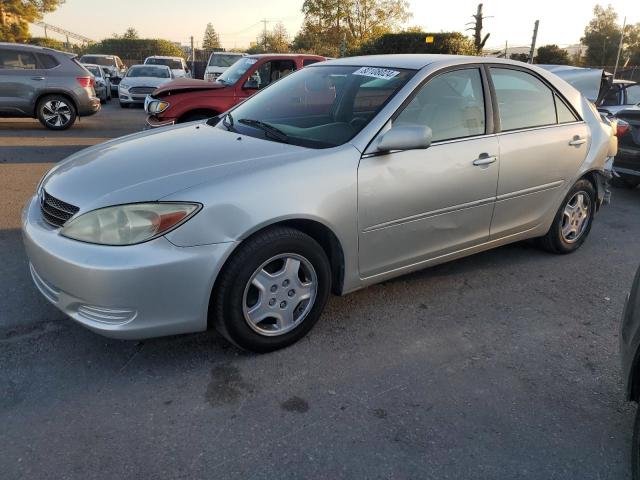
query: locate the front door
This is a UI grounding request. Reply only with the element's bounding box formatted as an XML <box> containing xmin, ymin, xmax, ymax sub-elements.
<box><xmin>358</xmin><ymin>67</ymin><xmax>500</xmax><ymax>278</ymax></box>
<box><xmin>0</xmin><ymin>48</ymin><xmax>45</xmax><ymax>115</ymax></box>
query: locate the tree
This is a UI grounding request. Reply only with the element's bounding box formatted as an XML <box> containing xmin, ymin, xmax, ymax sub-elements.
<box><xmin>122</xmin><ymin>27</ymin><xmax>139</xmax><ymax>40</ymax></box>
<box><xmin>249</xmin><ymin>23</ymin><xmax>291</xmax><ymax>54</ymax></box>
<box><xmin>534</xmin><ymin>44</ymin><xmax>569</xmax><ymax>64</ymax></box>
<box><xmin>86</xmin><ymin>38</ymin><xmax>185</xmax><ymax>62</ymax></box>
<box><xmin>28</xmin><ymin>36</ymin><xmax>65</xmax><ymax>50</ymax></box>
<box><xmin>0</xmin><ymin>0</ymin><xmax>65</xmax><ymax>43</ymax></box>
<box><xmin>292</xmin><ymin>0</ymin><xmax>411</xmax><ymax>57</ymax></box>
<box><xmin>202</xmin><ymin>23</ymin><xmax>221</xmax><ymax>50</ymax></box>
<box><xmin>581</xmin><ymin>4</ymin><xmax>622</xmax><ymax>66</ymax></box>
<box><xmin>355</xmin><ymin>32</ymin><xmax>476</xmax><ymax>56</ymax></box>
<box><xmin>466</xmin><ymin>3</ymin><xmax>490</xmax><ymax>53</ymax></box>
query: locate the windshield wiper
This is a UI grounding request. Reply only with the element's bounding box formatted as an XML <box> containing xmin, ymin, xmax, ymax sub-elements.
<box><xmin>238</xmin><ymin>118</ymin><xmax>289</xmax><ymax>143</ymax></box>
<box><xmin>222</xmin><ymin>112</ymin><xmax>235</xmax><ymax>131</ymax></box>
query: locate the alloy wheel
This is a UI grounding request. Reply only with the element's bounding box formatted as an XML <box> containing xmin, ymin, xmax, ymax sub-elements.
<box><xmin>42</xmin><ymin>100</ymin><xmax>72</xmax><ymax>128</ymax></box>
<box><xmin>561</xmin><ymin>191</ymin><xmax>591</xmax><ymax>243</ymax></box>
<box><xmin>242</xmin><ymin>253</ymin><xmax>318</xmax><ymax>336</ymax></box>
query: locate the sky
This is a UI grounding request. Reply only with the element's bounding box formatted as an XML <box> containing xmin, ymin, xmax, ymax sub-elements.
<box><xmin>39</xmin><ymin>0</ymin><xmax>640</xmax><ymax>50</ymax></box>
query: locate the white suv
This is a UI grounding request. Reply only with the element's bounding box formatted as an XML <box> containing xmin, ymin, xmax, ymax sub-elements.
<box><xmin>204</xmin><ymin>52</ymin><xmax>246</xmax><ymax>82</ymax></box>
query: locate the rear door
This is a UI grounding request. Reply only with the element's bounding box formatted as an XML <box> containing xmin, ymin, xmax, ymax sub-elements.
<box><xmin>488</xmin><ymin>66</ymin><xmax>589</xmax><ymax>238</ymax></box>
<box><xmin>0</xmin><ymin>48</ymin><xmax>46</xmax><ymax>115</ymax></box>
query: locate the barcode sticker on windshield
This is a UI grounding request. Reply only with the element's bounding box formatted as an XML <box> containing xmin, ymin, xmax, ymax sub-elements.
<box><xmin>353</xmin><ymin>67</ymin><xmax>400</xmax><ymax>80</ymax></box>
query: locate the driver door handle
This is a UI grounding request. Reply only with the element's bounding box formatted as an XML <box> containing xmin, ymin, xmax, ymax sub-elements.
<box><xmin>569</xmin><ymin>136</ymin><xmax>587</xmax><ymax>146</ymax></box>
<box><xmin>473</xmin><ymin>155</ymin><xmax>497</xmax><ymax>166</ymax></box>
<box><xmin>31</xmin><ymin>76</ymin><xmax>45</xmax><ymax>81</ymax></box>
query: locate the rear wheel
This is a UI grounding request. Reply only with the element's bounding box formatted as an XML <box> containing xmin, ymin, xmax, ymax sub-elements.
<box><xmin>37</xmin><ymin>95</ymin><xmax>76</xmax><ymax>130</ymax></box>
<box><xmin>537</xmin><ymin>179</ymin><xmax>595</xmax><ymax>254</ymax></box>
<box><xmin>211</xmin><ymin>227</ymin><xmax>331</xmax><ymax>352</ymax></box>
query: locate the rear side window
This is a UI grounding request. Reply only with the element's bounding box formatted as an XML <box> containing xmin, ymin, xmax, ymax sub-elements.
<box><xmin>38</xmin><ymin>54</ymin><xmax>60</xmax><ymax>69</ymax></box>
<box><xmin>490</xmin><ymin>68</ymin><xmax>556</xmax><ymax>131</ymax></box>
<box><xmin>395</xmin><ymin>68</ymin><xmax>486</xmax><ymax>142</ymax></box>
<box><xmin>0</xmin><ymin>50</ymin><xmax>38</xmax><ymax>70</ymax></box>
<box><xmin>555</xmin><ymin>95</ymin><xmax>578</xmax><ymax>123</ymax></box>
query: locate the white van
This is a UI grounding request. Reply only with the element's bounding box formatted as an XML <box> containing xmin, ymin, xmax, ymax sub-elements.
<box><xmin>144</xmin><ymin>56</ymin><xmax>191</xmax><ymax>78</ymax></box>
<box><xmin>204</xmin><ymin>52</ymin><xmax>246</xmax><ymax>82</ymax></box>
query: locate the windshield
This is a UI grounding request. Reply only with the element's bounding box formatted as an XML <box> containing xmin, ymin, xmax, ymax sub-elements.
<box><xmin>84</xmin><ymin>65</ymin><xmax>101</xmax><ymax>77</ymax></box>
<box><xmin>217</xmin><ymin>57</ymin><xmax>258</xmax><ymax>85</ymax></box>
<box><xmin>145</xmin><ymin>57</ymin><xmax>183</xmax><ymax>69</ymax></box>
<box><xmin>216</xmin><ymin>65</ymin><xmax>415</xmax><ymax>149</ymax></box>
<box><xmin>127</xmin><ymin>66</ymin><xmax>170</xmax><ymax>78</ymax></box>
<box><xmin>208</xmin><ymin>53</ymin><xmax>243</xmax><ymax>67</ymax></box>
<box><xmin>80</xmin><ymin>56</ymin><xmax>114</xmax><ymax>67</ymax></box>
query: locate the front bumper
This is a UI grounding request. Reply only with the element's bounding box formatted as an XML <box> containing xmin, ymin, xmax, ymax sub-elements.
<box><xmin>22</xmin><ymin>196</ymin><xmax>237</xmax><ymax>340</ymax></box>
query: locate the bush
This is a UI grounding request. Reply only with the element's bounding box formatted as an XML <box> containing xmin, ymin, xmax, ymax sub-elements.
<box><xmin>27</xmin><ymin>37</ymin><xmax>67</xmax><ymax>51</ymax></box>
<box><xmin>84</xmin><ymin>38</ymin><xmax>185</xmax><ymax>61</ymax></box>
<box><xmin>354</xmin><ymin>32</ymin><xmax>477</xmax><ymax>56</ymax></box>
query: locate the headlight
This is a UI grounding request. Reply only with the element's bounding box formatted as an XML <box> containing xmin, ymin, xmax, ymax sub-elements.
<box><xmin>147</xmin><ymin>100</ymin><xmax>170</xmax><ymax>114</ymax></box>
<box><xmin>119</xmin><ymin>83</ymin><xmax>130</xmax><ymax>90</ymax></box>
<box><xmin>61</xmin><ymin>202</ymin><xmax>201</xmax><ymax>246</ymax></box>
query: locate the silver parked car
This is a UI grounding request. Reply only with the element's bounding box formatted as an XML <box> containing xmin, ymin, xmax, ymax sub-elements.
<box><xmin>23</xmin><ymin>55</ymin><xmax>617</xmax><ymax>352</ymax></box>
<box><xmin>82</xmin><ymin>63</ymin><xmax>111</xmax><ymax>103</ymax></box>
<box><xmin>118</xmin><ymin>64</ymin><xmax>174</xmax><ymax>107</ymax></box>
<box><xmin>144</xmin><ymin>55</ymin><xmax>191</xmax><ymax>78</ymax></box>
<box><xmin>78</xmin><ymin>54</ymin><xmax>126</xmax><ymax>94</ymax></box>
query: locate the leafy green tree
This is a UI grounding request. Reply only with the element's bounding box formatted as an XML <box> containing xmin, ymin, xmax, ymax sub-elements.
<box><xmin>249</xmin><ymin>23</ymin><xmax>291</xmax><ymax>54</ymax></box>
<box><xmin>122</xmin><ymin>27</ymin><xmax>139</xmax><ymax>40</ymax></box>
<box><xmin>0</xmin><ymin>0</ymin><xmax>65</xmax><ymax>43</ymax></box>
<box><xmin>292</xmin><ymin>0</ymin><xmax>411</xmax><ymax>57</ymax></box>
<box><xmin>354</xmin><ymin>32</ymin><xmax>476</xmax><ymax>56</ymax></box>
<box><xmin>581</xmin><ymin>4</ymin><xmax>622</xmax><ymax>66</ymax></box>
<box><xmin>534</xmin><ymin>44</ymin><xmax>570</xmax><ymax>64</ymax></box>
<box><xmin>202</xmin><ymin>23</ymin><xmax>221</xmax><ymax>50</ymax></box>
<box><xmin>28</xmin><ymin>36</ymin><xmax>65</xmax><ymax>50</ymax></box>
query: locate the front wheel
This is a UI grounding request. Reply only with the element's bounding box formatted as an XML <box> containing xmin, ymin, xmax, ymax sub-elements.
<box><xmin>37</xmin><ymin>95</ymin><xmax>76</xmax><ymax>130</ymax></box>
<box><xmin>211</xmin><ymin>227</ymin><xmax>331</xmax><ymax>352</ymax></box>
<box><xmin>537</xmin><ymin>179</ymin><xmax>595</xmax><ymax>254</ymax></box>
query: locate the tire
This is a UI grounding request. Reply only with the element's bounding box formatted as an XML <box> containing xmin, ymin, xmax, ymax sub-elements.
<box><xmin>633</xmin><ymin>406</ymin><xmax>640</xmax><ymax>480</ymax></box>
<box><xmin>211</xmin><ymin>227</ymin><xmax>331</xmax><ymax>353</ymax></box>
<box><xmin>537</xmin><ymin>179</ymin><xmax>596</xmax><ymax>254</ymax></box>
<box><xmin>36</xmin><ymin>95</ymin><xmax>76</xmax><ymax>130</ymax></box>
<box><xmin>611</xmin><ymin>175</ymin><xmax>640</xmax><ymax>189</ymax></box>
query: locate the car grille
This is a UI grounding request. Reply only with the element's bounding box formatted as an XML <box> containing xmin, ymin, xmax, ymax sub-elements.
<box><xmin>40</xmin><ymin>190</ymin><xmax>79</xmax><ymax>228</ymax></box>
<box><xmin>129</xmin><ymin>86</ymin><xmax>155</xmax><ymax>95</ymax></box>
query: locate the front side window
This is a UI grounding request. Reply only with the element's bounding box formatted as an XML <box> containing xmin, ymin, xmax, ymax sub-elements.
<box><xmin>217</xmin><ymin>65</ymin><xmax>415</xmax><ymax>149</ymax></box>
<box><xmin>85</xmin><ymin>65</ymin><xmax>102</xmax><ymax>77</ymax></box>
<box><xmin>394</xmin><ymin>68</ymin><xmax>486</xmax><ymax>142</ymax></box>
<box><xmin>245</xmin><ymin>60</ymin><xmax>296</xmax><ymax>89</ymax></box>
<box><xmin>0</xmin><ymin>50</ymin><xmax>37</xmax><ymax>70</ymax></box>
<box><xmin>491</xmin><ymin>68</ymin><xmax>557</xmax><ymax>131</ymax></box>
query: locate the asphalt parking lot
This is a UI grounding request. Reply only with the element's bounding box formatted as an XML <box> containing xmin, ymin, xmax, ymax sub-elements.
<box><xmin>1</xmin><ymin>102</ymin><xmax>640</xmax><ymax>479</ymax></box>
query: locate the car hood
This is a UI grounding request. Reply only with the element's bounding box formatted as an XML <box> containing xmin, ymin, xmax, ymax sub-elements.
<box><xmin>121</xmin><ymin>76</ymin><xmax>172</xmax><ymax>88</ymax></box>
<box><xmin>153</xmin><ymin>78</ymin><xmax>228</xmax><ymax>96</ymax></box>
<box><xmin>41</xmin><ymin>122</ymin><xmax>306</xmax><ymax>212</ymax></box>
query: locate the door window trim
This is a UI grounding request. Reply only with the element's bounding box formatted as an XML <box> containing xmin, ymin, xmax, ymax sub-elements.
<box><xmin>484</xmin><ymin>63</ymin><xmax>584</xmax><ymax>134</ymax></box>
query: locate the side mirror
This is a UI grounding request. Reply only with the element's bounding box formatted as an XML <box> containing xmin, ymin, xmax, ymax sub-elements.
<box><xmin>243</xmin><ymin>79</ymin><xmax>259</xmax><ymax>90</ymax></box>
<box><xmin>376</xmin><ymin>124</ymin><xmax>432</xmax><ymax>152</ymax></box>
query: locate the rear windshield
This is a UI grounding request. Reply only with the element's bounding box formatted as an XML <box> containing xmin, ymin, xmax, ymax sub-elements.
<box><xmin>126</xmin><ymin>66</ymin><xmax>170</xmax><ymax>78</ymax></box>
<box><xmin>208</xmin><ymin>54</ymin><xmax>243</xmax><ymax>67</ymax></box>
<box><xmin>145</xmin><ymin>58</ymin><xmax>183</xmax><ymax>69</ymax></box>
<box><xmin>84</xmin><ymin>65</ymin><xmax>101</xmax><ymax>77</ymax></box>
<box><xmin>80</xmin><ymin>55</ymin><xmax>114</xmax><ymax>67</ymax></box>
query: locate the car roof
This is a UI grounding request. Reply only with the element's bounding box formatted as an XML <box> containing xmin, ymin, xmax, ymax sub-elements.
<box><xmin>0</xmin><ymin>42</ymin><xmax>70</xmax><ymax>56</ymax></box>
<box><xmin>146</xmin><ymin>56</ymin><xmax>183</xmax><ymax>60</ymax></box>
<box><xmin>316</xmin><ymin>54</ymin><xmax>523</xmax><ymax>70</ymax></box>
<box><xmin>247</xmin><ymin>53</ymin><xmax>325</xmax><ymax>59</ymax></box>
<box><xmin>129</xmin><ymin>64</ymin><xmax>170</xmax><ymax>69</ymax></box>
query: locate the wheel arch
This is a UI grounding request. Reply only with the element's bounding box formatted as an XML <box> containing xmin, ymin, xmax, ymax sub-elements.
<box><xmin>579</xmin><ymin>169</ymin><xmax>607</xmax><ymax>211</ymax></box>
<box><xmin>34</xmin><ymin>90</ymin><xmax>78</xmax><ymax>118</ymax></box>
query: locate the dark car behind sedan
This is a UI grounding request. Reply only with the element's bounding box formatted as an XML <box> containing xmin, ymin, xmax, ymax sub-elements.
<box><xmin>0</xmin><ymin>42</ymin><xmax>100</xmax><ymax>129</ymax></box>
<box><xmin>612</xmin><ymin>108</ymin><xmax>640</xmax><ymax>188</ymax></box>
<box><xmin>620</xmin><ymin>265</ymin><xmax>640</xmax><ymax>478</ymax></box>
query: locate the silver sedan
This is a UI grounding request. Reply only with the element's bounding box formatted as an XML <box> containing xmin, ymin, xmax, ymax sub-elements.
<box><xmin>23</xmin><ymin>55</ymin><xmax>617</xmax><ymax>352</ymax></box>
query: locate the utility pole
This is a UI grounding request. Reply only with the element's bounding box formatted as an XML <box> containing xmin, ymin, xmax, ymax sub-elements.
<box><xmin>44</xmin><ymin>25</ymin><xmax>48</xmax><ymax>39</ymax></box>
<box><xmin>190</xmin><ymin>36</ymin><xmax>195</xmax><ymax>75</ymax></box>
<box><xmin>528</xmin><ymin>20</ymin><xmax>539</xmax><ymax>64</ymax></box>
<box><xmin>613</xmin><ymin>16</ymin><xmax>626</xmax><ymax>79</ymax></box>
<box><xmin>504</xmin><ymin>40</ymin><xmax>508</xmax><ymax>59</ymax></box>
<box><xmin>261</xmin><ymin>19</ymin><xmax>268</xmax><ymax>51</ymax></box>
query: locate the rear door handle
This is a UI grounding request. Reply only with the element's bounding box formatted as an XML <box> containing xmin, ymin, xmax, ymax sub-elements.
<box><xmin>473</xmin><ymin>155</ymin><xmax>497</xmax><ymax>166</ymax></box>
<box><xmin>569</xmin><ymin>136</ymin><xmax>587</xmax><ymax>146</ymax></box>
<box><xmin>31</xmin><ymin>76</ymin><xmax>45</xmax><ymax>81</ymax></box>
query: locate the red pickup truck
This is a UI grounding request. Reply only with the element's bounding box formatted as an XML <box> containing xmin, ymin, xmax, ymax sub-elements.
<box><xmin>145</xmin><ymin>53</ymin><xmax>326</xmax><ymax>128</ymax></box>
